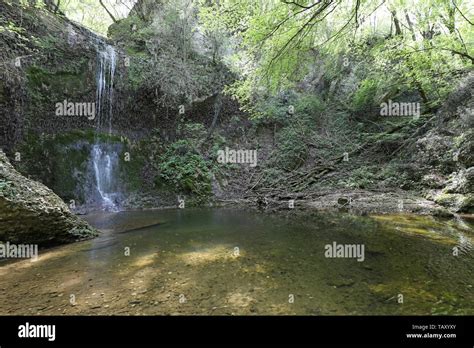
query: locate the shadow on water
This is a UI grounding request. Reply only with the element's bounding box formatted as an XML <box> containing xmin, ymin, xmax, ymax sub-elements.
<box><xmin>0</xmin><ymin>208</ymin><xmax>472</xmax><ymax>315</ymax></box>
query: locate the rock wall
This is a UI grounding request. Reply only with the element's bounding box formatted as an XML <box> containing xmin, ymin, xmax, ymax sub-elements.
<box><xmin>416</xmin><ymin>73</ymin><xmax>474</xmax><ymax>213</ymax></box>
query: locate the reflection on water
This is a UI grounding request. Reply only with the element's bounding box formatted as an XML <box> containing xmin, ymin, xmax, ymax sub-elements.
<box><xmin>0</xmin><ymin>209</ymin><xmax>472</xmax><ymax>315</ymax></box>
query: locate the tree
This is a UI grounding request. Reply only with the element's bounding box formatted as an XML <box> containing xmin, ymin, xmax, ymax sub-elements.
<box><xmin>199</xmin><ymin>0</ymin><xmax>473</xmax><ymax>115</ymax></box>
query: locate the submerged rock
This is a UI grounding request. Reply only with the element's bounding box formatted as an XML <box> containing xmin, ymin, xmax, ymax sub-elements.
<box><xmin>0</xmin><ymin>151</ymin><xmax>98</xmax><ymax>246</ymax></box>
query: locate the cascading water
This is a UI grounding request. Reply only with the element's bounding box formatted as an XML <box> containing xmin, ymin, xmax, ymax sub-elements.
<box><xmin>96</xmin><ymin>44</ymin><xmax>116</xmax><ymax>133</ymax></box>
<box><xmin>91</xmin><ymin>144</ymin><xmax>119</xmax><ymax>211</ymax></box>
<box><xmin>90</xmin><ymin>40</ymin><xmax>120</xmax><ymax>211</ymax></box>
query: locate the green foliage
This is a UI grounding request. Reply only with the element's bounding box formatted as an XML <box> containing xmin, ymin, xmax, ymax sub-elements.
<box><xmin>376</xmin><ymin>162</ymin><xmax>410</xmax><ymax>188</ymax></box>
<box><xmin>343</xmin><ymin>166</ymin><xmax>377</xmax><ymax>189</ymax></box>
<box><xmin>352</xmin><ymin>79</ymin><xmax>378</xmax><ymax>114</ymax></box>
<box><xmin>200</xmin><ymin>0</ymin><xmax>473</xmax><ymax>115</ymax></box>
<box><xmin>159</xmin><ymin>140</ymin><xmax>212</xmax><ymax>197</ymax></box>
<box><xmin>178</xmin><ymin>123</ymin><xmax>208</xmax><ymax>146</ymax></box>
<box><xmin>59</xmin><ymin>0</ymin><xmax>135</xmax><ymax>35</ymax></box>
<box><xmin>255</xmin><ymin>91</ymin><xmax>334</xmax><ymax>170</ymax></box>
<box><xmin>120</xmin><ymin>0</ymin><xmax>229</xmax><ymax>108</ymax></box>
<box><xmin>273</xmin><ymin>127</ymin><xmax>308</xmax><ymax>171</ymax></box>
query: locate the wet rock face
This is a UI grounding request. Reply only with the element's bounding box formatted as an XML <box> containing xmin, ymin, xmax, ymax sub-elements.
<box><xmin>457</xmin><ymin>131</ymin><xmax>474</xmax><ymax>168</ymax></box>
<box><xmin>414</xmin><ymin>73</ymin><xmax>474</xmax><ymax>213</ymax></box>
<box><xmin>0</xmin><ymin>151</ymin><xmax>98</xmax><ymax>246</ymax></box>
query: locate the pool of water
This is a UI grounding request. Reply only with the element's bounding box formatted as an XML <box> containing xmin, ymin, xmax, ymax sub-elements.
<box><xmin>0</xmin><ymin>209</ymin><xmax>472</xmax><ymax>315</ymax></box>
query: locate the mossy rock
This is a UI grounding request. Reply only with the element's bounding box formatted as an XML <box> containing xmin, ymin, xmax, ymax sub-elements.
<box><xmin>434</xmin><ymin>193</ymin><xmax>474</xmax><ymax>213</ymax></box>
<box><xmin>457</xmin><ymin>131</ymin><xmax>474</xmax><ymax>167</ymax></box>
<box><xmin>0</xmin><ymin>150</ymin><xmax>98</xmax><ymax>246</ymax></box>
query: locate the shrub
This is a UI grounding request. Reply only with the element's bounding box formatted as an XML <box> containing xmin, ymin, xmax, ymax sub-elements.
<box><xmin>159</xmin><ymin>140</ymin><xmax>211</xmax><ymax>197</ymax></box>
<box><xmin>273</xmin><ymin>127</ymin><xmax>308</xmax><ymax>171</ymax></box>
<box><xmin>352</xmin><ymin>78</ymin><xmax>378</xmax><ymax>115</ymax></box>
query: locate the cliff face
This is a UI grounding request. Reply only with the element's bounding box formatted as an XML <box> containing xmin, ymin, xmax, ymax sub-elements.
<box><xmin>0</xmin><ymin>150</ymin><xmax>98</xmax><ymax>246</ymax></box>
<box><xmin>1</xmin><ymin>1</ymin><xmax>472</xmax><ymax>215</ymax></box>
<box><xmin>0</xmin><ymin>1</ymin><xmax>233</xmax><ymax>149</ymax></box>
<box><xmin>0</xmin><ymin>1</ymin><xmax>121</xmax><ymax>208</ymax></box>
<box><xmin>417</xmin><ymin>73</ymin><xmax>474</xmax><ymax>213</ymax></box>
<box><xmin>0</xmin><ymin>1</ymin><xmax>100</xmax><ymax>150</ymax></box>
<box><xmin>0</xmin><ymin>1</ymin><xmax>235</xmax><ymax>208</ymax></box>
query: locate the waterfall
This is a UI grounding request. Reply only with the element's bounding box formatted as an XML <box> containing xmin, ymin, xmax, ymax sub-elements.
<box><xmin>91</xmin><ymin>144</ymin><xmax>119</xmax><ymax>211</ymax></box>
<box><xmin>96</xmin><ymin>43</ymin><xmax>116</xmax><ymax>133</ymax></box>
<box><xmin>90</xmin><ymin>40</ymin><xmax>119</xmax><ymax>211</ymax></box>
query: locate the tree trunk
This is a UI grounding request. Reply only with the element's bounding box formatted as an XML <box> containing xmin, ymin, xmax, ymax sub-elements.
<box><xmin>390</xmin><ymin>10</ymin><xmax>402</xmax><ymax>36</ymax></box>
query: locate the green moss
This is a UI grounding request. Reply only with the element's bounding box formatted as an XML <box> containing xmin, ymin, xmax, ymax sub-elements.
<box><xmin>14</xmin><ymin>129</ymin><xmax>202</xmax><ymax>205</ymax></box>
<box><xmin>119</xmin><ymin>145</ymin><xmax>146</xmax><ymax>191</ymax></box>
<box><xmin>108</xmin><ymin>14</ymin><xmax>147</xmax><ymax>53</ymax></box>
<box><xmin>54</xmin><ymin>146</ymin><xmax>90</xmax><ymax>202</ymax></box>
<box><xmin>27</xmin><ymin>63</ymin><xmax>90</xmax><ymax>95</ymax></box>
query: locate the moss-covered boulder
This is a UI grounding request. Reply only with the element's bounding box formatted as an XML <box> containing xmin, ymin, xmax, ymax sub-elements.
<box><xmin>433</xmin><ymin>192</ymin><xmax>474</xmax><ymax>214</ymax></box>
<box><xmin>0</xmin><ymin>150</ymin><xmax>98</xmax><ymax>246</ymax></box>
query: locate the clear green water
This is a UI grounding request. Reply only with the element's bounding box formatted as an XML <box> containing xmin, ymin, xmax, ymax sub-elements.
<box><xmin>0</xmin><ymin>209</ymin><xmax>472</xmax><ymax>315</ymax></box>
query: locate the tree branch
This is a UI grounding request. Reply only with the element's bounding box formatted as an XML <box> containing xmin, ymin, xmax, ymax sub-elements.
<box><xmin>281</xmin><ymin>0</ymin><xmax>315</xmax><ymax>9</ymax></box>
<box><xmin>266</xmin><ymin>0</ymin><xmax>335</xmax><ymax>69</ymax></box>
<box><xmin>99</xmin><ymin>0</ymin><xmax>117</xmax><ymax>23</ymax></box>
<box><xmin>452</xmin><ymin>0</ymin><xmax>474</xmax><ymax>26</ymax></box>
